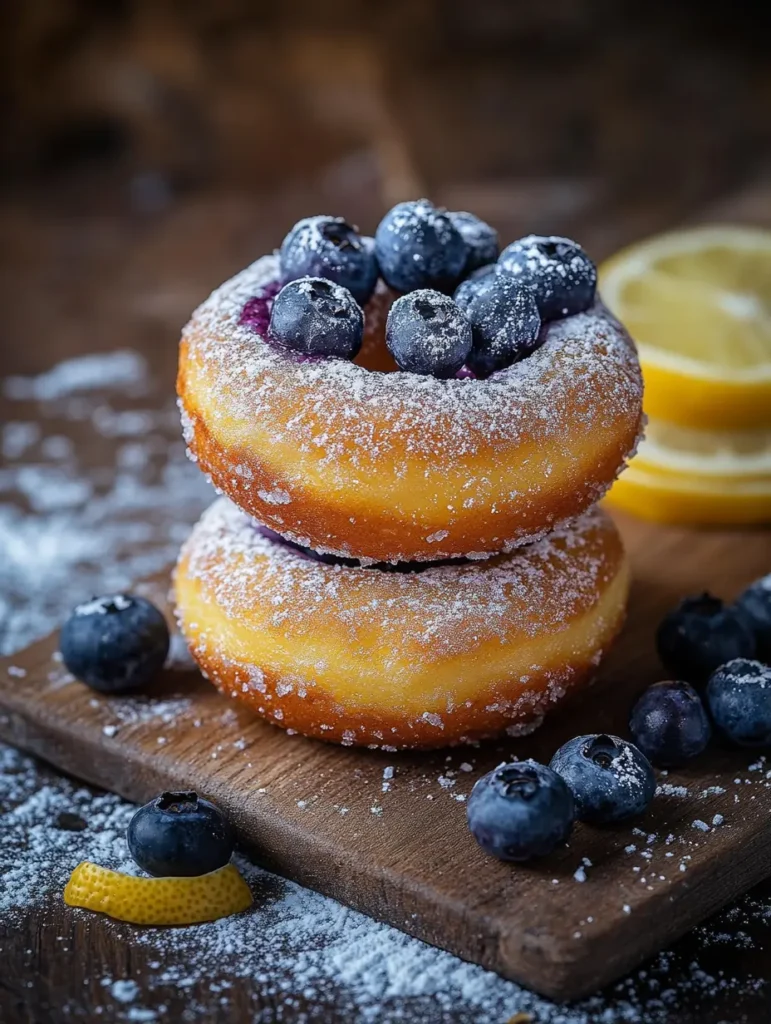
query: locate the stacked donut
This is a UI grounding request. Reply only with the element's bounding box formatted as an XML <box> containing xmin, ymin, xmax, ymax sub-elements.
<box><xmin>175</xmin><ymin>202</ymin><xmax>644</xmax><ymax>749</ymax></box>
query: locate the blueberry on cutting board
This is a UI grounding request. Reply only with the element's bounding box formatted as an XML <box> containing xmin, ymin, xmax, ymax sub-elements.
<box><xmin>550</xmin><ymin>734</ymin><xmax>656</xmax><ymax>824</ymax></box>
<box><xmin>656</xmin><ymin>593</ymin><xmax>755</xmax><ymax>685</ymax></box>
<box><xmin>734</xmin><ymin>573</ymin><xmax>771</xmax><ymax>660</ymax></box>
<box><xmin>706</xmin><ymin>658</ymin><xmax>771</xmax><ymax>747</ymax></box>
<box><xmin>629</xmin><ymin>680</ymin><xmax>712</xmax><ymax>767</ymax></box>
<box><xmin>59</xmin><ymin>594</ymin><xmax>170</xmax><ymax>694</ymax></box>
<box><xmin>466</xmin><ymin>760</ymin><xmax>575</xmax><ymax>861</ymax></box>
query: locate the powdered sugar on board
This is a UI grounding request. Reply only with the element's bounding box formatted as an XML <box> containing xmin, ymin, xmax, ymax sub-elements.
<box><xmin>3</xmin><ymin>350</ymin><xmax>149</xmax><ymax>402</ymax></box>
<box><xmin>2</xmin><ymin>742</ymin><xmax>770</xmax><ymax>1024</ymax></box>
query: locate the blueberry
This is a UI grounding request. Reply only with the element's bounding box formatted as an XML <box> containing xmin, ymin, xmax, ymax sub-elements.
<box><xmin>59</xmin><ymin>594</ymin><xmax>169</xmax><ymax>694</ymax></box>
<box><xmin>549</xmin><ymin>734</ymin><xmax>656</xmax><ymax>824</ymax></box>
<box><xmin>498</xmin><ymin>234</ymin><xmax>596</xmax><ymax>321</ymax></box>
<box><xmin>453</xmin><ymin>264</ymin><xmax>497</xmax><ymax>313</ymax></box>
<box><xmin>386</xmin><ymin>289</ymin><xmax>472</xmax><ymax>378</ymax></box>
<box><xmin>734</xmin><ymin>574</ymin><xmax>771</xmax><ymax>660</ymax></box>
<box><xmin>656</xmin><ymin>592</ymin><xmax>756</xmax><ymax>686</ymax></box>
<box><xmin>375</xmin><ymin>199</ymin><xmax>467</xmax><ymax>293</ymax></box>
<box><xmin>706</xmin><ymin>658</ymin><xmax>771</xmax><ymax>747</ymax></box>
<box><xmin>465</xmin><ymin>274</ymin><xmax>541</xmax><ymax>376</ymax></box>
<box><xmin>280</xmin><ymin>216</ymin><xmax>378</xmax><ymax>305</ymax></box>
<box><xmin>127</xmin><ymin>791</ymin><xmax>234</xmax><ymax>877</ymax></box>
<box><xmin>269</xmin><ymin>277</ymin><xmax>363</xmax><ymax>359</ymax></box>
<box><xmin>466</xmin><ymin>760</ymin><xmax>574</xmax><ymax>861</ymax></box>
<box><xmin>448</xmin><ymin>211</ymin><xmax>499</xmax><ymax>274</ymax></box>
<box><xmin>629</xmin><ymin>680</ymin><xmax>712</xmax><ymax>767</ymax></box>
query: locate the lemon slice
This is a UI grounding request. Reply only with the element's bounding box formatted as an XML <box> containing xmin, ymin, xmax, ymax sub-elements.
<box><xmin>64</xmin><ymin>861</ymin><xmax>252</xmax><ymax>925</ymax></box>
<box><xmin>634</xmin><ymin>420</ymin><xmax>771</xmax><ymax>480</ymax></box>
<box><xmin>605</xmin><ymin>462</ymin><xmax>771</xmax><ymax>526</ymax></box>
<box><xmin>601</xmin><ymin>226</ymin><xmax>771</xmax><ymax>429</ymax></box>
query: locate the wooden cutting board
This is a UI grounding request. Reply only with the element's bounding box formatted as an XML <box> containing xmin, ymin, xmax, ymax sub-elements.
<box><xmin>2</xmin><ymin>510</ymin><xmax>770</xmax><ymax>1002</ymax></box>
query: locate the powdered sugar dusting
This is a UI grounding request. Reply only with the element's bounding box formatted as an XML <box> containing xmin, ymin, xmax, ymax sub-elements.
<box><xmin>175</xmin><ymin>498</ymin><xmax>623</xmax><ymax>747</ymax></box>
<box><xmin>257</xmin><ymin>487</ymin><xmax>292</xmax><ymax>506</ymax></box>
<box><xmin>180</xmin><ymin>498</ymin><xmax>618</xmax><ymax>666</ymax></box>
<box><xmin>185</xmin><ymin>255</ymin><xmax>640</xmax><ymax>461</ymax></box>
<box><xmin>612</xmin><ymin>742</ymin><xmax>650</xmax><ymax>791</ymax></box>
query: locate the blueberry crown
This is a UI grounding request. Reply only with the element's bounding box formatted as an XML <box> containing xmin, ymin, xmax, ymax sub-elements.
<box><xmin>250</xmin><ymin>202</ymin><xmax>597</xmax><ymax>381</ymax></box>
<box><xmin>157</xmin><ymin>791</ymin><xmax>199</xmax><ymax>813</ymax></box>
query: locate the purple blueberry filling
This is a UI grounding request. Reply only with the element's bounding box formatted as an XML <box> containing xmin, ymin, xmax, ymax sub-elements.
<box><xmin>455</xmin><ymin>365</ymin><xmax>477</xmax><ymax>379</ymax></box>
<box><xmin>239</xmin><ymin>279</ymin><xmax>282</xmax><ymax>335</ymax></box>
<box><xmin>253</xmin><ymin>521</ymin><xmax>468</xmax><ymax>574</ymax></box>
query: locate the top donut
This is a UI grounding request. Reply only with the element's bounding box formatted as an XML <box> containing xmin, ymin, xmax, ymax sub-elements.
<box><xmin>178</xmin><ymin>200</ymin><xmax>643</xmax><ymax>564</ymax></box>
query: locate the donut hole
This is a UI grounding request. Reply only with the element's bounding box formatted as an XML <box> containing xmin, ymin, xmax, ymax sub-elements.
<box><xmin>355</xmin><ymin>329</ymin><xmax>399</xmax><ymax>373</ymax></box>
<box><xmin>354</xmin><ymin>283</ymin><xmax>476</xmax><ymax>376</ymax></box>
<box><xmin>241</xmin><ymin>277</ymin><xmax>475</xmax><ymax>376</ymax></box>
<box><xmin>354</xmin><ymin>284</ymin><xmax>400</xmax><ymax>373</ymax></box>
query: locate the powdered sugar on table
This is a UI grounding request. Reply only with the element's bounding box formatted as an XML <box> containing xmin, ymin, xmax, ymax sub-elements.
<box><xmin>2</xmin><ymin>742</ymin><xmax>770</xmax><ymax>1024</ymax></box>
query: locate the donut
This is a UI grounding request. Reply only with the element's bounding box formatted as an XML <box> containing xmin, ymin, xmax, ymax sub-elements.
<box><xmin>177</xmin><ymin>254</ymin><xmax>643</xmax><ymax>564</ymax></box>
<box><xmin>174</xmin><ymin>498</ymin><xmax>629</xmax><ymax>750</ymax></box>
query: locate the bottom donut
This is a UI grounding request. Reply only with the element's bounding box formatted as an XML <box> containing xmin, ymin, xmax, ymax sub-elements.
<box><xmin>174</xmin><ymin>499</ymin><xmax>630</xmax><ymax>750</ymax></box>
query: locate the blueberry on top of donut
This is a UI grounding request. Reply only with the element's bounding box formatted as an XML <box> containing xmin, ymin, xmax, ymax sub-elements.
<box><xmin>448</xmin><ymin>211</ymin><xmax>499</xmax><ymax>274</ymax></box>
<box><xmin>269</xmin><ymin>277</ymin><xmax>364</xmax><ymax>359</ymax></box>
<box><xmin>466</xmin><ymin>275</ymin><xmax>542</xmax><ymax>377</ymax></box>
<box><xmin>375</xmin><ymin>199</ymin><xmax>468</xmax><ymax>293</ymax></box>
<box><xmin>453</xmin><ymin>264</ymin><xmax>498</xmax><ymax>313</ymax></box>
<box><xmin>386</xmin><ymin>289</ymin><xmax>472</xmax><ymax>378</ymax></box>
<box><xmin>280</xmin><ymin>216</ymin><xmax>379</xmax><ymax>306</ymax></box>
<box><xmin>498</xmin><ymin>234</ymin><xmax>597</xmax><ymax>321</ymax></box>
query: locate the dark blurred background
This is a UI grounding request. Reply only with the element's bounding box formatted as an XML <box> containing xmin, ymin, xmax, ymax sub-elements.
<box><xmin>2</xmin><ymin>0</ymin><xmax>771</xmax><ymax>377</ymax></box>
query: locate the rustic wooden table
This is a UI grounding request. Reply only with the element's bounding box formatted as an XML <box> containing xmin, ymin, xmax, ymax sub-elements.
<box><xmin>2</xmin><ymin>8</ymin><xmax>771</xmax><ymax>1021</ymax></box>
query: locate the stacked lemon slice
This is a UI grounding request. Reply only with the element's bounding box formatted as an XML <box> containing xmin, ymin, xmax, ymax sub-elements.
<box><xmin>601</xmin><ymin>226</ymin><xmax>771</xmax><ymax>525</ymax></box>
